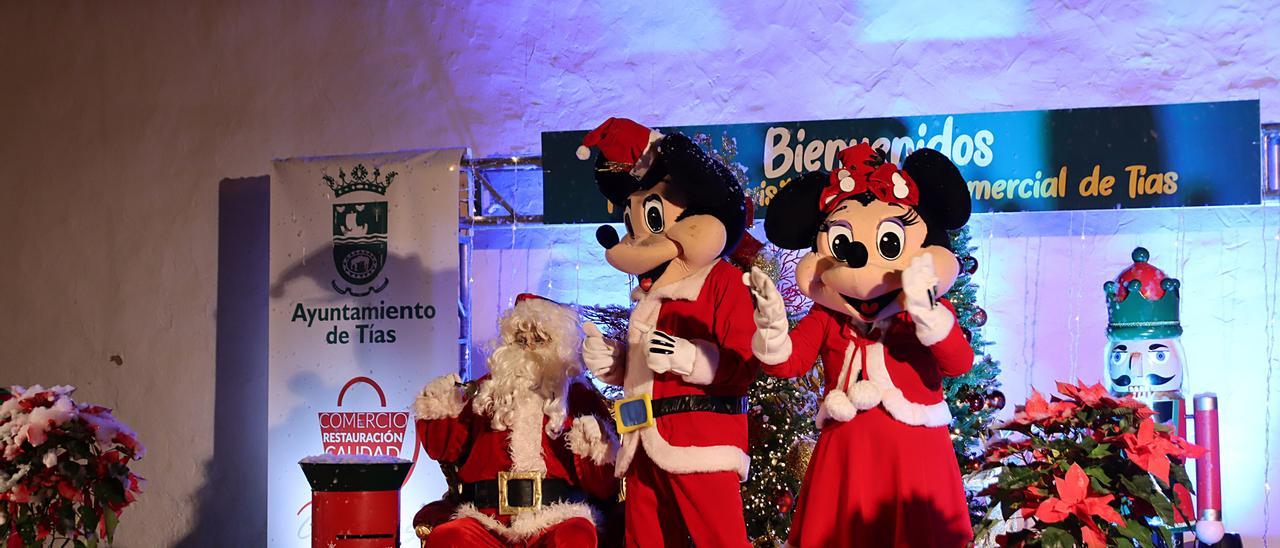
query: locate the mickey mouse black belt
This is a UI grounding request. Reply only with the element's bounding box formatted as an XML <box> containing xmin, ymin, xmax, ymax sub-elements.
<box><xmin>613</xmin><ymin>394</ymin><xmax>747</xmax><ymax>434</ymax></box>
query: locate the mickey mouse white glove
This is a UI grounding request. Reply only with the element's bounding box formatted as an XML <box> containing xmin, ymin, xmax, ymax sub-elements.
<box><xmin>639</xmin><ymin>326</ymin><xmax>719</xmax><ymax>384</ymax></box>
<box><xmin>643</xmin><ymin>330</ymin><xmax>696</xmax><ymax>376</ymax></box>
<box><xmin>582</xmin><ymin>323</ymin><xmax>622</xmax><ymax>379</ymax></box>
<box><xmin>902</xmin><ymin>253</ymin><xmax>953</xmax><ymax>346</ymax></box>
<box><xmin>746</xmin><ymin>267</ymin><xmax>792</xmax><ymax>365</ymax></box>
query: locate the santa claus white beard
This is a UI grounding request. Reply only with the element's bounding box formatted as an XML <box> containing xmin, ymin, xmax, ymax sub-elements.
<box><xmin>474</xmin><ymin>344</ymin><xmax>571</xmax><ymax>436</ymax></box>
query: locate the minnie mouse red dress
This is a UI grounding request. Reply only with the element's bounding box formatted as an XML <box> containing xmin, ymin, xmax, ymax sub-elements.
<box><xmin>764</xmin><ymin>301</ymin><xmax>973</xmax><ymax>547</ymax></box>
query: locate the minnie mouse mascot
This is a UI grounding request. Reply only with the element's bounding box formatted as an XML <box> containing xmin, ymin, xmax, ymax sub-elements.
<box><xmin>747</xmin><ymin>143</ymin><xmax>974</xmax><ymax>547</ymax></box>
<box><xmin>575</xmin><ymin>117</ymin><xmax>757</xmax><ymax>547</ymax></box>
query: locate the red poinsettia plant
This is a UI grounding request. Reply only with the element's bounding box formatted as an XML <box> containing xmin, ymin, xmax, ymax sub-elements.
<box><xmin>974</xmin><ymin>380</ymin><xmax>1203</xmax><ymax>548</ymax></box>
<box><xmin>0</xmin><ymin>385</ymin><xmax>144</xmax><ymax>547</ymax></box>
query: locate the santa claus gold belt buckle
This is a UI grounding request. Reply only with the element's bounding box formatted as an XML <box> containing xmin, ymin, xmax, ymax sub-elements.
<box><xmin>613</xmin><ymin>393</ymin><xmax>655</xmax><ymax>434</ymax></box>
<box><xmin>497</xmin><ymin>470</ymin><xmax>543</xmax><ymax>515</ymax></box>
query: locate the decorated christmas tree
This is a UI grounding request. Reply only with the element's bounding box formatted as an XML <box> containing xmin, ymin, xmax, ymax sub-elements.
<box><xmin>940</xmin><ymin>226</ymin><xmax>1006</xmax><ymax>523</ymax></box>
<box><xmin>733</xmin><ymin>247</ymin><xmax>821</xmax><ymax>546</ymax></box>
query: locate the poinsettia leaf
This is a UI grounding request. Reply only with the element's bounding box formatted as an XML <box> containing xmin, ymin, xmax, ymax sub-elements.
<box><xmin>1088</xmin><ymin>442</ymin><xmax>1112</xmax><ymax>458</ymax></box>
<box><xmin>1154</xmin><ymin>520</ymin><xmax>1173</xmax><ymax>547</ymax></box>
<box><xmin>1039</xmin><ymin>525</ymin><xmax>1077</xmax><ymax>548</ymax></box>
<box><xmin>1169</xmin><ymin>461</ymin><xmax>1195</xmax><ymax>493</ymax></box>
<box><xmin>1116</xmin><ymin>518</ymin><xmax>1157</xmax><ymax>548</ymax></box>
<box><xmin>1083</xmin><ymin>466</ymin><xmax>1113</xmax><ymax>488</ymax></box>
<box><xmin>1120</xmin><ymin>474</ymin><xmax>1175</xmax><ymax>523</ymax></box>
<box><xmin>105</xmin><ymin>510</ymin><xmax>118</xmax><ymax>543</ymax></box>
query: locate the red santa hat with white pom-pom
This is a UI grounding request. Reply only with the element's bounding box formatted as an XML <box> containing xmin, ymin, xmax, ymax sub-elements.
<box><xmin>576</xmin><ymin>117</ymin><xmax>664</xmax><ymax>179</ymax></box>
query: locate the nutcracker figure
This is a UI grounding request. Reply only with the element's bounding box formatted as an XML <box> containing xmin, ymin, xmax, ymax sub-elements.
<box><xmin>1105</xmin><ymin>247</ymin><xmax>1229</xmax><ymax>545</ymax></box>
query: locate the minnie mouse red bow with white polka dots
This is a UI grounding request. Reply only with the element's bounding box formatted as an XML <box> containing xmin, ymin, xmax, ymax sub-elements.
<box><xmin>818</xmin><ymin>143</ymin><xmax>920</xmax><ymax>212</ymax></box>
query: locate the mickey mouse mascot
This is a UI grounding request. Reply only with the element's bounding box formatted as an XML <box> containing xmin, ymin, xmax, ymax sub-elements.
<box><xmin>576</xmin><ymin>117</ymin><xmax>758</xmax><ymax>547</ymax></box>
<box><xmin>747</xmin><ymin>143</ymin><xmax>974</xmax><ymax>547</ymax></box>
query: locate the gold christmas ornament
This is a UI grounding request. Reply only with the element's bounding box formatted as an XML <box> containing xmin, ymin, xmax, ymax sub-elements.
<box><xmin>787</xmin><ymin>436</ymin><xmax>817</xmax><ymax>482</ymax></box>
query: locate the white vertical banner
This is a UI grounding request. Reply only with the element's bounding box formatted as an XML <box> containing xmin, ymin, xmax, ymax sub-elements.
<box><xmin>268</xmin><ymin>149</ymin><xmax>464</xmax><ymax>546</ymax></box>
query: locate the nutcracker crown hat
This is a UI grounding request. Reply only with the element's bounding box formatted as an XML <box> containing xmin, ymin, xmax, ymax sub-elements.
<box><xmin>1104</xmin><ymin>247</ymin><xmax>1182</xmax><ymax>340</ymax></box>
<box><xmin>578</xmin><ymin>117</ymin><xmax>748</xmax><ymax>256</ymax></box>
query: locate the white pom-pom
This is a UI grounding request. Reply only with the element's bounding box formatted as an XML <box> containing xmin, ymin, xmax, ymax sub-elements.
<box><xmin>823</xmin><ymin>390</ymin><xmax>857</xmax><ymax>422</ymax></box>
<box><xmin>839</xmin><ymin>177</ymin><xmax>856</xmax><ymax>192</ymax></box>
<box><xmin>1195</xmin><ymin>520</ymin><xmax>1225</xmax><ymax>545</ymax></box>
<box><xmin>891</xmin><ymin>172</ymin><xmax>909</xmax><ymax>198</ymax></box>
<box><xmin>576</xmin><ymin>145</ymin><xmax>591</xmax><ymax>161</ymax></box>
<box><xmin>850</xmin><ymin>381</ymin><xmax>882</xmax><ymax>410</ymax></box>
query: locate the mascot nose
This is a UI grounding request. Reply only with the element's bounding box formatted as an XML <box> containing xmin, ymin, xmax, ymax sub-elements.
<box><xmin>596</xmin><ymin>225</ymin><xmax>620</xmax><ymax>249</ymax></box>
<box><xmin>834</xmin><ymin>240</ymin><xmax>869</xmax><ymax>269</ymax></box>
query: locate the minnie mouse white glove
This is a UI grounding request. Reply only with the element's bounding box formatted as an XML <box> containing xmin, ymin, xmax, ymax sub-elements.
<box><xmin>746</xmin><ymin>267</ymin><xmax>791</xmax><ymax>364</ymax></box>
<box><xmin>902</xmin><ymin>253</ymin><xmax>954</xmax><ymax>346</ymax></box>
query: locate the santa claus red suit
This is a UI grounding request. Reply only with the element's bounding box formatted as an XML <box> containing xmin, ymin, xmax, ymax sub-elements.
<box><xmin>577</xmin><ymin>117</ymin><xmax>758</xmax><ymax>547</ymax></box>
<box><xmin>413</xmin><ymin>295</ymin><xmax>619</xmax><ymax>548</ymax></box>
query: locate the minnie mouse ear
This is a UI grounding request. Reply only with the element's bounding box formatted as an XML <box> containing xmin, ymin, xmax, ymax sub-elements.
<box><xmin>764</xmin><ymin>171</ymin><xmax>830</xmax><ymax>250</ymax></box>
<box><xmin>902</xmin><ymin>148</ymin><xmax>971</xmax><ymax>232</ymax></box>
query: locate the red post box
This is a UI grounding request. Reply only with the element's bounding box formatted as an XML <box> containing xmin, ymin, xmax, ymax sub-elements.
<box><xmin>300</xmin><ymin>459</ymin><xmax>412</xmax><ymax>548</ymax></box>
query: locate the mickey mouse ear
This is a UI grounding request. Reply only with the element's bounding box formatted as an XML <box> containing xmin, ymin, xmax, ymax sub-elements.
<box><xmin>902</xmin><ymin>148</ymin><xmax>971</xmax><ymax>231</ymax></box>
<box><xmin>764</xmin><ymin>171</ymin><xmax>830</xmax><ymax>250</ymax></box>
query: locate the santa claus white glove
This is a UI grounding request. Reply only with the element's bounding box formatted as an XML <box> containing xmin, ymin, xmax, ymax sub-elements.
<box><xmin>413</xmin><ymin>373</ymin><xmax>465</xmax><ymax>420</ymax></box>
<box><xmin>745</xmin><ymin>267</ymin><xmax>791</xmax><ymax>365</ymax></box>
<box><xmin>902</xmin><ymin>253</ymin><xmax>953</xmax><ymax>346</ymax></box>
<box><xmin>582</xmin><ymin>323</ymin><xmax>622</xmax><ymax>378</ymax></box>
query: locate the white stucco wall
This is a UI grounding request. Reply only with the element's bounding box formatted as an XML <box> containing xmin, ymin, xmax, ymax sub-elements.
<box><xmin>1</xmin><ymin>1</ymin><xmax>1277</xmax><ymax>546</ymax></box>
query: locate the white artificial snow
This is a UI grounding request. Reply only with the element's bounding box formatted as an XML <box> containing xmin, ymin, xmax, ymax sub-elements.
<box><xmin>298</xmin><ymin>453</ymin><xmax>410</xmax><ymax>465</ymax></box>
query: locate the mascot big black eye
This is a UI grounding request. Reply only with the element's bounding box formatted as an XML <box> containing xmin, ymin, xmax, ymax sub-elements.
<box><xmin>746</xmin><ymin>142</ymin><xmax>977</xmax><ymax>547</ymax></box>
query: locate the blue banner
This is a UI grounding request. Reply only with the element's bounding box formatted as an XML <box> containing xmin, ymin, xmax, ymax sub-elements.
<box><xmin>542</xmin><ymin>100</ymin><xmax>1260</xmax><ymax>223</ymax></box>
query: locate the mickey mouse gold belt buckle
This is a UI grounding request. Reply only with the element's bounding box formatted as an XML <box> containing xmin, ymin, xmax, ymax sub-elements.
<box><xmin>613</xmin><ymin>393</ymin><xmax>655</xmax><ymax>434</ymax></box>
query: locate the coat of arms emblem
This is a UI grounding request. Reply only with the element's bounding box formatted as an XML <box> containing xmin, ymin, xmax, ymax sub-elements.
<box><xmin>325</xmin><ymin>164</ymin><xmax>395</xmax><ymax>296</ymax></box>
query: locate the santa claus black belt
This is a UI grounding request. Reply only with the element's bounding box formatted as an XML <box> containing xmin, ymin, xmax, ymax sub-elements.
<box><xmin>460</xmin><ymin>472</ymin><xmax>584</xmax><ymax>515</ymax></box>
<box><xmin>613</xmin><ymin>394</ymin><xmax>748</xmax><ymax>434</ymax></box>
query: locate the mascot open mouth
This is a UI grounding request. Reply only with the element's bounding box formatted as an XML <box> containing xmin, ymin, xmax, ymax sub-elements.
<box><xmin>842</xmin><ymin>289</ymin><xmax>902</xmax><ymax>320</ymax></box>
<box><xmin>638</xmin><ymin>260</ymin><xmax>672</xmax><ymax>292</ymax></box>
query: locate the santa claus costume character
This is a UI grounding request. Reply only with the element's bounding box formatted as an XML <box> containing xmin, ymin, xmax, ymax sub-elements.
<box><xmin>747</xmin><ymin>143</ymin><xmax>974</xmax><ymax>547</ymax></box>
<box><xmin>576</xmin><ymin>117</ymin><xmax>758</xmax><ymax>547</ymax></box>
<box><xmin>413</xmin><ymin>294</ymin><xmax>620</xmax><ymax>548</ymax></box>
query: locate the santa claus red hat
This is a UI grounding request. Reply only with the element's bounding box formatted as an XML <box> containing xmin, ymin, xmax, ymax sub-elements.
<box><xmin>576</xmin><ymin>117</ymin><xmax>664</xmax><ymax>179</ymax></box>
<box><xmin>514</xmin><ymin>292</ymin><xmax>559</xmax><ymax>305</ymax></box>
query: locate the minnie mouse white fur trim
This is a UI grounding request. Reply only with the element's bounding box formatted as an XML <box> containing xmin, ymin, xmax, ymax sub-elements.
<box><xmin>822</xmin><ymin>390</ymin><xmax>858</xmax><ymax>423</ymax></box>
